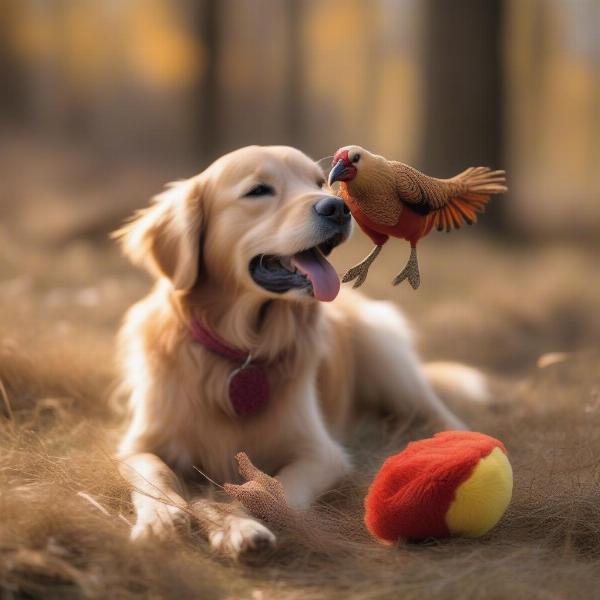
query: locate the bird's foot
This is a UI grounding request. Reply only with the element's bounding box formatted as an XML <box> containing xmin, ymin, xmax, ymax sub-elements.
<box><xmin>392</xmin><ymin>247</ymin><xmax>421</xmax><ymax>289</ymax></box>
<box><xmin>342</xmin><ymin>262</ymin><xmax>372</xmax><ymax>288</ymax></box>
<box><xmin>341</xmin><ymin>245</ymin><xmax>382</xmax><ymax>288</ymax></box>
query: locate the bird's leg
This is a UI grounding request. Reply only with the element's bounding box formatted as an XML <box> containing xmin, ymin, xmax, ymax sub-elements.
<box><xmin>392</xmin><ymin>245</ymin><xmax>420</xmax><ymax>289</ymax></box>
<box><xmin>341</xmin><ymin>245</ymin><xmax>382</xmax><ymax>288</ymax></box>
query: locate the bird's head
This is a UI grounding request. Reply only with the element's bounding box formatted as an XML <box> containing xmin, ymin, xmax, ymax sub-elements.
<box><xmin>328</xmin><ymin>145</ymin><xmax>379</xmax><ymax>187</ymax></box>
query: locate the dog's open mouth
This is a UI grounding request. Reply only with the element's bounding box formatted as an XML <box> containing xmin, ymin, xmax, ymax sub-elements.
<box><xmin>249</xmin><ymin>233</ymin><xmax>344</xmax><ymax>302</ymax></box>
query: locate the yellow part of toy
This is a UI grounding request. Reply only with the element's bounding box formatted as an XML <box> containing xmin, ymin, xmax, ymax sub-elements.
<box><xmin>445</xmin><ymin>447</ymin><xmax>513</xmax><ymax>538</ymax></box>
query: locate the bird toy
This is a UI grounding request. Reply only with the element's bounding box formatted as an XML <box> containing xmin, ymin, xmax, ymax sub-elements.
<box><xmin>328</xmin><ymin>146</ymin><xmax>508</xmax><ymax>289</ymax></box>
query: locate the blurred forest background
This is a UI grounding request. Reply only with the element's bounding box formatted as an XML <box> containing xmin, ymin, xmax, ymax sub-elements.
<box><xmin>0</xmin><ymin>0</ymin><xmax>599</xmax><ymax>378</ymax></box>
<box><xmin>1</xmin><ymin>0</ymin><xmax>600</xmax><ymax>239</ymax></box>
<box><xmin>2</xmin><ymin>2</ymin><xmax>600</xmax><ymax>598</ymax></box>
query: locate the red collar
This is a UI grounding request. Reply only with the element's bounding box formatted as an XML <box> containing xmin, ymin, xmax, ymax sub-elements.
<box><xmin>189</xmin><ymin>319</ymin><xmax>270</xmax><ymax>417</ymax></box>
<box><xmin>190</xmin><ymin>318</ymin><xmax>250</xmax><ymax>363</ymax></box>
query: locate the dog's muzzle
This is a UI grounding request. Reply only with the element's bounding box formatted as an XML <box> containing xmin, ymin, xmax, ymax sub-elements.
<box><xmin>248</xmin><ymin>196</ymin><xmax>351</xmax><ymax>302</ymax></box>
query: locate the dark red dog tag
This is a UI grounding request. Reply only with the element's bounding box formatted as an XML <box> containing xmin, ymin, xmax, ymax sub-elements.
<box><xmin>228</xmin><ymin>365</ymin><xmax>270</xmax><ymax>417</ymax></box>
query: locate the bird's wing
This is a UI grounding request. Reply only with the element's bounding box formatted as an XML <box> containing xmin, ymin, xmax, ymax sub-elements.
<box><xmin>390</xmin><ymin>162</ymin><xmax>507</xmax><ymax>232</ymax></box>
<box><xmin>390</xmin><ymin>161</ymin><xmax>449</xmax><ymax>212</ymax></box>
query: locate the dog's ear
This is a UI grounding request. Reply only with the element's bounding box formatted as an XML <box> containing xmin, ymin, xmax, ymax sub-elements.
<box><xmin>113</xmin><ymin>177</ymin><xmax>204</xmax><ymax>290</ymax></box>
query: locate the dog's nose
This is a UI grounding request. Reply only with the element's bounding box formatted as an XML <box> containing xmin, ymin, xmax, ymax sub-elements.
<box><xmin>313</xmin><ymin>196</ymin><xmax>351</xmax><ymax>225</ymax></box>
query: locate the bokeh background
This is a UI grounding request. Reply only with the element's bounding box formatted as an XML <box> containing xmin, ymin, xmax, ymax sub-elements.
<box><xmin>2</xmin><ymin>0</ymin><xmax>600</xmax><ymax>237</ymax></box>
<box><xmin>1</xmin><ymin>0</ymin><xmax>599</xmax><ymax>370</ymax></box>
<box><xmin>1</xmin><ymin>3</ymin><xmax>600</xmax><ymax>598</ymax></box>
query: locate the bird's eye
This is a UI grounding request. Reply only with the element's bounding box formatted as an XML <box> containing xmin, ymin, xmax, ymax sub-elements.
<box><xmin>244</xmin><ymin>184</ymin><xmax>275</xmax><ymax>197</ymax></box>
<box><xmin>352</xmin><ymin>153</ymin><xmax>360</xmax><ymax>163</ymax></box>
<box><xmin>317</xmin><ymin>178</ymin><xmax>325</xmax><ymax>188</ymax></box>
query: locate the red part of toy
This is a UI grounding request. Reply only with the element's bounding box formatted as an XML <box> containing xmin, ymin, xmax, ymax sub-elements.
<box><xmin>364</xmin><ymin>431</ymin><xmax>506</xmax><ymax>542</ymax></box>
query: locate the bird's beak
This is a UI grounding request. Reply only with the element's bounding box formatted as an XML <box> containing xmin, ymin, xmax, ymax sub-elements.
<box><xmin>328</xmin><ymin>159</ymin><xmax>353</xmax><ymax>186</ymax></box>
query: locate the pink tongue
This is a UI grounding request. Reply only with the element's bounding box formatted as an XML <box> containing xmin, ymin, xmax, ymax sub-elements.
<box><xmin>291</xmin><ymin>249</ymin><xmax>340</xmax><ymax>302</ymax></box>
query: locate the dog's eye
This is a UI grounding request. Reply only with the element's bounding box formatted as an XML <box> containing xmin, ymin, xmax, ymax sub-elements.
<box><xmin>244</xmin><ymin>184</ymin><xmax>275</xmax><ymax>197</ymax></box>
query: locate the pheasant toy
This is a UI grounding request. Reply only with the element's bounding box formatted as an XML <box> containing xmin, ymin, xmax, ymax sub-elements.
<box><xmin>328</xmin><ymin>146</ymin><xmax>508</xmax><ymax>289</ymax></box>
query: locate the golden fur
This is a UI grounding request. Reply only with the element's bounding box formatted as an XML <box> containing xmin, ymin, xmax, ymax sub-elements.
<box><xmin>114</xmin><ymin>145</ymin><xmax>464</xmax><ymax>562</ymax></box>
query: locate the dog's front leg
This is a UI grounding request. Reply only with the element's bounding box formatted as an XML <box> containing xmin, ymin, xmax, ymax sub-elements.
<box><xmin>277</xmin><ymin>392</ymin><xmax>352</xmax><ymax>510</ymax></box>
<box><xmin>120</xmin><ymin>452</ymin><xmax>275</xmax><ymax>561</ymax></box>
<box><xmin>190</xmin><ymin>497</ymin><xmax>276</xmax><ymax>564</ymax></box>
<box><xmin>276</xmin><ymin>442</ymin><xmax>351</xmax><ymax>510</ymax></box>
<box><xmin>119</xmin><ymin>452</ymin><xmax>190</xmax><ymax>542</ymax></box>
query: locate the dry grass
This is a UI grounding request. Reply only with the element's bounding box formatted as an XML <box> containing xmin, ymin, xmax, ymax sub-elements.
<box><xmin>1</xmin><ymin>145</ymin><xmax>600</xmax><ymax>598</ymax></box>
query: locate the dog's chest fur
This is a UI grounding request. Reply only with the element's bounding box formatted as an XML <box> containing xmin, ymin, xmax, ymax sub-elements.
<box><xmin>136</xmin><ymin>341</ymin><xmax>320</xmax><ymax>482</ymax></box>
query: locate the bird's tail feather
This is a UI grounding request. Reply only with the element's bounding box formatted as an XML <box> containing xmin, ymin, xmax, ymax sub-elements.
<box><xmin>433</xmin><ymin>167</ymin><xmax>507</xmax><ymax>232</ymax></box>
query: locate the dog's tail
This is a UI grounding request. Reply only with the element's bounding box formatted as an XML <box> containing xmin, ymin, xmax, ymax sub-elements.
<box><xmin>423</xmin><ymin>361</ymin><xmax>490</xmax><ymax>405</ymax></box>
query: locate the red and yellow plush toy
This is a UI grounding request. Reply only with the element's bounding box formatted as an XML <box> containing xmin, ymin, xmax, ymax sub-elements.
<box><xmin>364</xmin><ymin>431</ymin><xmax>513</xmax><ymax>542</ymax></box>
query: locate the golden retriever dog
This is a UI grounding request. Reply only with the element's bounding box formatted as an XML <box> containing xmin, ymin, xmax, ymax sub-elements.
<box><xmin>114</xmin><ymin>145</ymin><xmax>467</xmax><ymax>563</ymax></box>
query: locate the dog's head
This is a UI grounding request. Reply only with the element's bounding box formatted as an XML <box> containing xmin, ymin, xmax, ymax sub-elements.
<box><xmin>115</xmin><ymin>145</ymin><xmax>352</xmax><ymax>302</ymax></box>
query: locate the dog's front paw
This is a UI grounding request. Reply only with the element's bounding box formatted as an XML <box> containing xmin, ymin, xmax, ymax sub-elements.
<box><xmin>209</xmin><ymin>515</ymin><xmax>276</xmax><ymax>565</ymax></box>
<box><xmin>130</xmin><ymin>503</ymin><xmax>190</xmax><ymax>542</ymax></box>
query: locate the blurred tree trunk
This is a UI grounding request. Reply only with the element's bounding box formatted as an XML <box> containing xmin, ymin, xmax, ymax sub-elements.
<box><xmin>0</xmin><ymin>4</ymin><xmax>24</xmax><ymax>125</ymax></box>
<box><xmin>420</xmin><ymin>0</ymin><xmax>505</xmax><ymax>229</ymax></box>
<box><xmin>194</xmin><ymin>0</ymin><xmax>221</xmax><ymax>161</ymax></box>
<box><xmin>360</xmin><ymin>2</ymin><xmax>381</xmax><ymax>152</ymax></box>
<box><xmin>285</xmin><ymin>0</ymin><xmax>304</xmax><ymax>149</ymax></box>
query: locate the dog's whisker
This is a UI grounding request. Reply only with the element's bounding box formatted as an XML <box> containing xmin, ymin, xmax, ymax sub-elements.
<box><xmin>316</xmin><ymin>155</ymin><xmax>334</xmax><ymax>167</ymax></box>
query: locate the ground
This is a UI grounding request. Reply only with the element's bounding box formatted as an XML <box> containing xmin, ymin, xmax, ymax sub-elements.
<box><xmin>1</xmin><ymin>141</ymin><xmax>600</xmax><ymax>599</ymax></box>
